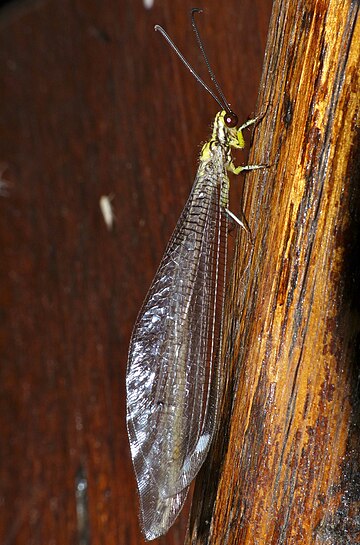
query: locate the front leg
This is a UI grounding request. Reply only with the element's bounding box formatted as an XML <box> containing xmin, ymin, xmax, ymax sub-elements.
<box><xmin>238</xmin><ymin>111</ymin><xmax>266</xmax><ymax>132</ymax></box>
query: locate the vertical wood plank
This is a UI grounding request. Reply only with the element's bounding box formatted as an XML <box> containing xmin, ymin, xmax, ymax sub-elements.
<box><xmin>0</xmin><ymin>1</ymin><xmax>271</xmax><ymax>544</ymax></box>
<box><xmin>188</xmin><ymin>0</ymin><xmax>360</xmax><ymax>543</ymax></box>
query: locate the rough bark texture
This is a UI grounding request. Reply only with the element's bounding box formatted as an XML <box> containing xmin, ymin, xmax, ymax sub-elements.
<box><xmin>0</xmin><ymin>1</ymin><xmax>271</xmax><ymax>544</ymax></box>
<box><xmin>187</xmin><ymin>1</ymin><xmax>360</xmax><ymax>544</ymax></box>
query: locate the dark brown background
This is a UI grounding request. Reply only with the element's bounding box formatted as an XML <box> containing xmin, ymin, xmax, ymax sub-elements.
<box><xmin>0</xmin><ymin>1</ymin><xmax>272</xmax><ymax>544</ymax></box>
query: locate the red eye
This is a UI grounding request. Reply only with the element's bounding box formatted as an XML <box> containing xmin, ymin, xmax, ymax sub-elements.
<box><xmin>224</xmin><ymin>111</ymin><xmax>238</xmax><ymax>128</ymax></box>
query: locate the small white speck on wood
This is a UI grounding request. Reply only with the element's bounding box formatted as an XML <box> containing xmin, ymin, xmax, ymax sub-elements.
<box><xmin>143</xmin><ymin>0</ymin><xmax>154</xmax><ymax>9</ymax></box>
<box><xmin>99</xmin><ymin>194</ymin><xmax>115</xmax><ymax>231</ymax></box>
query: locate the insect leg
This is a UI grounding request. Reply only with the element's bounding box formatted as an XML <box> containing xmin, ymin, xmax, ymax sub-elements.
<box><xmin>227</xmin><ymin>162</ymin><xmax>267</xmax><ymax>175</ymax></box>
<box><xmin>225</xmin><ymin>208</ymin><xmax>252</xmax><ymax>241</ymax></box>
<box><xmin>238</xmin><ymin>112</ymin><xmax>265</xmax><ymax>131</ymax></box>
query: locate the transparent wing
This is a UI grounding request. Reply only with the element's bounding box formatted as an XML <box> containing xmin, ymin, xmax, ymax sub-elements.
<box><xmin>128</xmin><ymin>442</ymin><xmax>189</xmax><ymax>542</ymax></box>
<box><xmin>126</xmin><ymin>160</ymin><xmax>228</xmax><ymax>539</ymax></box>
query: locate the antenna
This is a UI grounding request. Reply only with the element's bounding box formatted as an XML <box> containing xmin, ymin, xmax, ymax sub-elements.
<box><xmin>155</xmin><ymin>9</ymin><xmax>238</xmax><ymax>127</ymax></box>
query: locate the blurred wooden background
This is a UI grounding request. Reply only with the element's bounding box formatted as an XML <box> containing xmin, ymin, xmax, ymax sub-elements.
<box><xmin>0</xmin><ymin>1</ymin><xmax>272</xmax><ymax>544</ymax></box>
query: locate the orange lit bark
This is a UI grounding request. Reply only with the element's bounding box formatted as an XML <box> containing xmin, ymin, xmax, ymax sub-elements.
<box><xmin>188</xmin><ymin>1</ymin><xmax>360</xmax><ymax>544</ymax></box>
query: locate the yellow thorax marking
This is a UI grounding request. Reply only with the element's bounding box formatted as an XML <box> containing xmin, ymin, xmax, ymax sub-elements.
<box><xmin>199</xmin><ymin>111</ymin><xmax>246</xmax><ymax>172</ymax></box>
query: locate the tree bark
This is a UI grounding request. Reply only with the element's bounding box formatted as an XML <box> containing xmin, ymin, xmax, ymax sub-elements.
<box><xmin>187</xmin><ymin>1</ymin><xmax>360</xmax><ymax>544</ymax></box>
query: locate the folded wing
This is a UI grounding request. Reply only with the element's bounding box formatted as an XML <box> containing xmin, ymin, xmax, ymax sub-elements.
<box><xmin>126</xmin><ymin>163</ymin><xmax>228</xmax><ymax>539</ymax></box>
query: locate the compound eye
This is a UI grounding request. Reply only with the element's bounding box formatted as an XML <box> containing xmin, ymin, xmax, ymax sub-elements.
<box><xmin>224</xmin><ymin>111</ymin><xmax>238</xmax><ymax>128</ymax></box>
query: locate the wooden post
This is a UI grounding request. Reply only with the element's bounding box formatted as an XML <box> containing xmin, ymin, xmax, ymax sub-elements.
<box><xmin>187</xmin><ymin>1</ymin><xmax>360</xmax><ymax>544</ymax></box>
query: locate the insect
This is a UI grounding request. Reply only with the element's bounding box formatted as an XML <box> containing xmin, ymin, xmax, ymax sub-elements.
<box><xmin>126</xmin><ymin>9</ymin><xmax>263</xmax><ymax>541</ymax></box>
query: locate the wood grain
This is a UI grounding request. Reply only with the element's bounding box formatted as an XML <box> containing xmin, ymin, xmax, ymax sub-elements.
<box><xmin>0</xmin><ymin>1</ymin><xmax>271</xmax><ymax>544</ymax></box>
<box><xmin>187</xmin><ymin>0</ymin><xmax>360</xmax><ymax>544</ymax></box>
